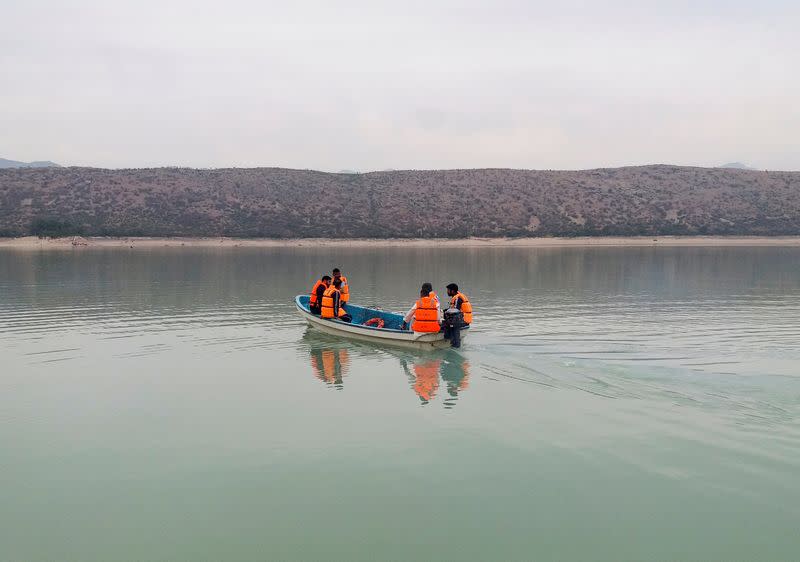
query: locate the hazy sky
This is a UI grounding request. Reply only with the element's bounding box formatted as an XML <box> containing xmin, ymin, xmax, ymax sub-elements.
<box><xmin>2</xmin><ymin>0</ymin><xmax>798</xmax><ymax>170</ymax></box>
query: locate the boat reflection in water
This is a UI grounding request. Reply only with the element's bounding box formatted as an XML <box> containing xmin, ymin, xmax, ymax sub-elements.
<box><xmin>302</xmin><ymin>330</ymin><xmax>470</xmax><ymax>408</ymax></box>
<box><xmin>308</xmin><ymin>347</ymin><xmax>350</xmax><ymax>390</ymax></box>
<box><xmin>399</xmin><ymin>355</ymin><xmax>469</xmax><ymax>408</ymax></box>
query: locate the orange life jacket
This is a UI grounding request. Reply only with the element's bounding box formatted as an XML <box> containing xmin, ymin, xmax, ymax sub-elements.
<box><xmin>336</xmin><ymin>275</ymin><xmax>349</xmax><ymax>302</ymax></box>
<box><xmin>321</xmin><ymin>286</ymin><xmax>345</xmax><ymax>319</ymax></box>
<box><xmin>412</xmin><ymin>294</ymin><xmax>440</xmax><ymax>333</ymax></box>
<box><xmin>450</xmin><ymin>292</ymin><xmax>473</xmax><ymax>324</ymax></box>
<box><xmin>309</xmin><ymin>279</ymin><xmax>328</xmax><ymax>308</ymax></box>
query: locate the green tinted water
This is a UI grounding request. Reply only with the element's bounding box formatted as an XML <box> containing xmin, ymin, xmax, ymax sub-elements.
<box><xmin>1</xmin><ymin>247</ymin><xmax>799</xmax><ymax>561</ymax></box>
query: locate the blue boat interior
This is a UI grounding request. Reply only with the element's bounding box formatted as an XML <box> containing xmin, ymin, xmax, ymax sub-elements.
<box><xmin>296</xmin><ymin>295</ymin><xmax>407</xmax><ymax>332</ymax></box>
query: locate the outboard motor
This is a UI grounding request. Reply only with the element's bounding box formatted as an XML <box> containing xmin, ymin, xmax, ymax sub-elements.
<box><xmin>442</xmin><ymin>307</ymin><xmax>464</xmax><ymax>348</ymax></box>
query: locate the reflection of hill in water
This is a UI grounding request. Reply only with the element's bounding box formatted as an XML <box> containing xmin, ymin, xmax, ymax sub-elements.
<box><xmin>301</xmin><ymin>330</ymin><xmax>470</xmax><ymax>409</ymax></box>
<box><xmin>6</xmin><ymin>245</ymin><xmax>799</xmax><ymax>315</ymax></box>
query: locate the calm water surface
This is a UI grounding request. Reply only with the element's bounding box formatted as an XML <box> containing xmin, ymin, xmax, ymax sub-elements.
<box><xmin>1</xmin><ymin>247</ymin><xmax>799</xmax><ymax>561</ymax></box>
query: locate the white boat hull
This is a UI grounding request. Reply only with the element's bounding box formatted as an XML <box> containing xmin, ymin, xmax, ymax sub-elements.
<box><xmin>295</xmin><ymin>297</ymin><xmax>463</xmax><ymax>350</ymax></box>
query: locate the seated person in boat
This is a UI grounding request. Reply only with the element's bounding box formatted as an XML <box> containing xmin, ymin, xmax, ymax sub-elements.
<box><xmin>321</xmin><ymin>278</ymin><xmax>352</xmax><ymax>322</ymax></box>
<box><xmin>401</xmin><ymin>282</ymin><xmax>442</xmax><ymax>332</ymax></box>
<box><xmin>332</xmin><ymin>268</ymin><xmax>350</xmax><ymax>304</ymax></box>
<box><xmin>445</xmin><ymin>283</ymin><xmax>473</xmax><ymax>325</ymax></box>
<box><xmin>309</xmin><ymin>275</ymin><xmax>332</xmax><ymax>315</ymax></box>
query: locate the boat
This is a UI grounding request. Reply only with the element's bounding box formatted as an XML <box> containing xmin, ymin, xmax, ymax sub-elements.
<box><xmin>294</xmin><ymin>295</ymin><xmax>468</xmax><ymax>349</ymax></box>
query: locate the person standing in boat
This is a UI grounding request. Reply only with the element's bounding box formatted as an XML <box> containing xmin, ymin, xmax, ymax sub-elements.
<box><xmin>321</xmin><ymin>278</ymin><xmax>352</xmax><ymax>322</ymax></box>
<box><xmin>445</xmin><ymin>283</ymin><xmax>473</xmax><ymax>325</ymax></box>
<box><xmin>401</xmin><ymin>282</ymin><xmax>442</xmax><ymax>332</ymax></box>
<box><xmin>332</xmin><ymin>268</ymin><xmax>350</xmax><ymax>305</ymax></box>
<box><xmin>308</xmin><ymin>275</ymin><xmax>332</xmax><ymax>315</ymax></box>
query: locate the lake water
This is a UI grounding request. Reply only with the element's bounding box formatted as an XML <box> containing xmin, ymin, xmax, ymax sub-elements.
<box><xmin>1</xmin><ymin>246</ymin><xmax>799</xmax><ymax>561</ymax></box>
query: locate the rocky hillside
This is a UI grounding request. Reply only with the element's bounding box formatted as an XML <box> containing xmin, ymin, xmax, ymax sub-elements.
<box><xmin>0</xmin><ymin>165</ymin><xmax>798</xmax><ymax>237</ymax></box>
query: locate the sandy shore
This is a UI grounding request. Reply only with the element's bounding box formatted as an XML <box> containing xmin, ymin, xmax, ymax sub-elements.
<box><xmin>2</xmin><ymin>235</ymin><xmax>800</xmax><ymax>250</ymax></box>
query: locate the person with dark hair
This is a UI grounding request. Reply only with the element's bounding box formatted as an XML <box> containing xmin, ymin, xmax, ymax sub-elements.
<box><xmin>332</xmin><ymin>268</ymin><xmax>350</xmax><ymax>304</ymax></box>
<box><xmin>401</xmin><ymin>282</ymin><xmax>442</xmax><ymax>332</ymax></box>
<box><xmin>445</xmin><ymin>283</ymin><xmax>473</xmax><ymax>325</ymax></box>
<box><xmin>321</xmin><ymin>278</ymin><xmax>352</xmax><ymax>322</ymax></box>
<box><xmin>309</xmin><ymin>275</ymin><xmax>332</xmax><ymax>314</ymax></box>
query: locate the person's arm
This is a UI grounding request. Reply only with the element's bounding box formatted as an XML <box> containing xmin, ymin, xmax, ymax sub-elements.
<box><xmin>333</xmin><ymin>291</ymin><xmax>341</xmax><ymax>317</ymax></box>
<box><xmin>316</xmin><ymin>285</ymin><xmax>326</xmax><ymax>303</ymax></box>
<box><xmin>453</xmin><ymin>296</ymin><xmax>463</xmax><ymax>310</ymax></box>
<box><xmin>437</xmin><ymin>300</ymin><xmax>443</xmax><ymax>323</ymax></box>
<box><xmin>401</xmin><ymin>304</ymin><xmax>416</xmax><ymax>329</ymax></box>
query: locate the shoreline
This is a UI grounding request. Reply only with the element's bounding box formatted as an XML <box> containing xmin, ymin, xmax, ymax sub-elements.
<box><xmin>2</xmin><ymin>235</ymin><xmax>800</xmax><ymax>250</ymax></box>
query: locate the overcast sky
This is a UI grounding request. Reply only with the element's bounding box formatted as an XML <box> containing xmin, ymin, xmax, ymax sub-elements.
<box><xmin>2</xmin><ymin>0</ymin><xmax>798</xmax><ymax>170</ymax></box>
